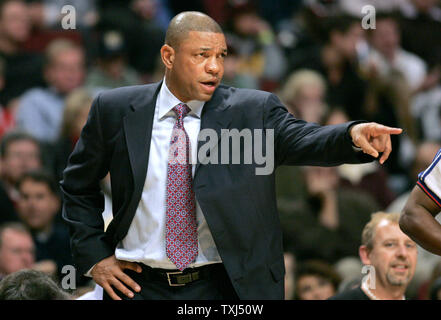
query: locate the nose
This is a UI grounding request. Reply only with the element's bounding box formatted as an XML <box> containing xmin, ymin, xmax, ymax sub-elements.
<box><xmin>396</xmin><ymin>244</ymin><xmax>409</xmax><ymax>258</ymax></box>
<box><xmin>206</xmin><ymin>56</ymin><xmax>220</xmax><ymax>75</ymax></box>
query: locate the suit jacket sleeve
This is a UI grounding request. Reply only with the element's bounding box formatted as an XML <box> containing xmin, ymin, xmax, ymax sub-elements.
<box><xmin>263</xmin><ymin>93</ymin><xmax>373</xmax><ymax>167</ymax></box>
<box><xmin>60</xmin><ymin>94</ymin><xmax>114</xmax><ymax>276</ymax></box>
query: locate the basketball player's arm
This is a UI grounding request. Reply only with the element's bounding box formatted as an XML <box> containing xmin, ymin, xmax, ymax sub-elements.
<box><xmin>400</xmin><ymin>185</ymin><xmax>441</xmax><ymax>256</ymax></box>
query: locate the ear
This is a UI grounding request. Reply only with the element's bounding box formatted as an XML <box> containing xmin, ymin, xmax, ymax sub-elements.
<box><xmin>161</xmin><ymin>44</ymin><xmax>175</xmax><ymax>70</ymax></box>
<box><xmin>359</xmin><ymin>245</ymin><xmax>372</xmax><ymax>266</ymax></box>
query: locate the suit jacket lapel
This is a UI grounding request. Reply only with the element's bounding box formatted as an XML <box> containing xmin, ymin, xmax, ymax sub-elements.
<box><xmin>195</xmin><ymin>87</ymin><xmax>232</xmax><ymax>179</ymax></box>
<box><xmin>117</xmin><ymin>82</ymin><xmax>161</xmax><ymax>241</ymax></box>
<box><xmin>123</xmin><ymin>83</ymin><xmax>161</xmax><ymax>189</ymax></box>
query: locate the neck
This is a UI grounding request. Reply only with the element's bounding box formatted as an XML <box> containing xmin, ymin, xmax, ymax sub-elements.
<box><xmin>362</xmin><ymin>279</ymin><xmax>405</xmax><ymax>300</ymax></box>
<box><xmin>164</xmin><ymin>75</ymin><xmax>189</xmax><ymax>103</ymax></box>
<box><xmin>34</xmin><ymin>221</ymin><xmax>54</xmax><ymax>239</ymax></box>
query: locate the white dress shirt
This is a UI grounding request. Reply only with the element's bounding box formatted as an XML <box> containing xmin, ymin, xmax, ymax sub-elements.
<box><xmin>114</xmin><ymin>80</ymin><xmax>222</xmax><ymax>269</ymax></box>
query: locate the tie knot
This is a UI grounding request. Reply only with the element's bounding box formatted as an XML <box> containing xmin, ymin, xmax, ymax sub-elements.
<box><xmin>172</xmin><ymin>103</ymin><xmax>191</xmax><ymax>120</ymax></box>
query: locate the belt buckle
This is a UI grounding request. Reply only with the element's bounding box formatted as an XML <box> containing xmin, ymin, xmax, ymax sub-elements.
<box><xmin>166</xmin><ymin>271</ymin><xmax>186</xmax><ymax>287</ymax></box>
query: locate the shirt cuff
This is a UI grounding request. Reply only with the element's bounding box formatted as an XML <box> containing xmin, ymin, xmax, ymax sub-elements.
<box><xmin>85</xmin><ymin>264</ymin><xmax>96</xmax><ymax>278</ymax></box>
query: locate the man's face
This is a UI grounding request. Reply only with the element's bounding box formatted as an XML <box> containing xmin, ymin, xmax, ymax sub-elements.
<box><xmin>0</xmin><ymin>229</ymin><xmax>34</xmax><ymax>275</ymax></box>
<box><xmin>370</xmin><ymin>19</ymin><xmax>400</xmax><ymax>60</ymax></box>
<box><xmin>46</xmin><ymin>49</ymin><xmax>85</xmax><ymax>94</ymax></box>
<box><xmin>17</xmin><ymin>179</ymin><xmax>60</xmax><ymax>231</ymax></box>
<box><xmin>332</xmin><ymin>23</ymin><xmax>364</xmax><ymax>59</ymax></box>
<box><xmin>362</xmin><ymin>221</ymin><xmax>417</xmax><ymax>288</ymax></box>
<box><xmin>1</xmin><ymin>140</ymin><xmax>41</xmax><ymax>184</ymax></box>
<box><xmin>164</xmin><ymin>31</ymin><xmax>227</xmax><ymax>102</ymax></box>
<box><xmin>0</xmin><ymin>1</ymin><xmax>30</xmax><ymax>44</ymax></box>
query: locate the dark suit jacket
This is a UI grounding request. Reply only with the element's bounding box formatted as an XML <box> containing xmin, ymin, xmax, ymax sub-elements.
<box><xmin>60</xmin><ymin>81</ymin><xmax>372</xmax><ymax>299</ymax></box>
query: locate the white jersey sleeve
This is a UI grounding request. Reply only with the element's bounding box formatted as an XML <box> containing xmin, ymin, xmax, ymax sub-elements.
<box><xmin>417</xmin><ymin>148</ymin><xmax>441</xmax><ymax>208</ymax></box>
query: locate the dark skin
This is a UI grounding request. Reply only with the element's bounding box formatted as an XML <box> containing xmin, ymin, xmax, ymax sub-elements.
<box><xmin>400</xmin><ymin>186</ymin><xmax>441</xmax><ymax>256</ymax></box>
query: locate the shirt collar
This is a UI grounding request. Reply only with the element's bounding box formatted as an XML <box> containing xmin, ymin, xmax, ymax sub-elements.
<box><xmin>158</xmin><ymin>78</ymin><xmax>205</xmax><ymax>120</ymax></box>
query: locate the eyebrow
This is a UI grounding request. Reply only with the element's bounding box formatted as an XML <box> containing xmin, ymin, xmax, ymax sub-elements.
<box><xmin>199</xmin><ymin>47</ymin><xmax>228</xmax><ymax>52</ymax></box>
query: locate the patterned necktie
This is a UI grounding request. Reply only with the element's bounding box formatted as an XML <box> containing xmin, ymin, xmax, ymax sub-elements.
<box><xmin>165</xmin><ymin>103</ymin><xmax>198</xmax><ymax>271</ymax></box>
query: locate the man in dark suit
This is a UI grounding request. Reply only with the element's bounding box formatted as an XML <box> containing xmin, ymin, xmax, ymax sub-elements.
<box><xmin>60</xmin><ymin>11</ymin><xmax>402</xmax><ymax>300</ymax></box>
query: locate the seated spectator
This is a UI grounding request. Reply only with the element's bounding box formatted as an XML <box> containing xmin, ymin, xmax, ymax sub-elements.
<box><xmin>362</xmin><ymin>13</ymin><xmax>425</xmax><ymax>159</ymax></box>
<box><xmin>16</xmin><ymin>38</ymin><xmax>85</xmax><ymax>143</ymax></box>
<box><xmin>0</xmin><ymin>0</ymin><xmax>45</xmax><ymax>108</ymax></box>
<box><xmin>221</xmin><ymin>41</ymin><xmax>259</xmax><ymax>89</ymax></box>
<box><xmin>224</xmin><ymin>2</ymin><xmax>287</xmax><ymax>91</ymax></box>
<box><xmin>279</xmin><ymin>166</ymin><xmax>379</xmax><ymax>264</ymax></box>
<box><xmin>400</xmin><ymin>0</ymin><xmax>441</xmax><ymax>70</ymax></box>
<box><xmin>16</xmin><ymin>170</ymin><xmax>73</xmax><ymax>282</ymax></box>
<box><xmin>411</xmin><ymin>84</ymin><xmax>441</xmax><ymax>142</ymax></box>
<box><xmin>0</xmin><ymin>130</ymin><xmax>42</xmax><ymax>221</ymax></box>
<box><xmin>0</xmin><ymin>222</ymin><xmax>35</xmax><ymax>280</ymax></box>
<box><xmin>324</xmin><ymin>108</ymin><xmax>397</xmax><ymax>208</ymax></box>
<box><xmin>364</xmin><ymin>12</ymin><xmax>429</xmax><ymax>94</ymax></box>
<box><xmin>329</xmin><ymin>212</ymin><xmax>418</xmax><ymax>300</ymax></box>
<box><xmin>294</xmin><ymin>260</ymin><xmax>341</xmax><ymax>300</ymax></box>
<box><xmin>278</xmin><ymin>69</ymin><xmax>328</xmax><ymax>123</ymax></box>
<box><xmin>0</xmin><ymin>269</ymin><xmax>71</xmax><ymax>300</ymax></box>
<box><xmin>97</xmin><ymin>0</ymin><xmax>166</xmax><ymax>82</ymax></box>
<box><xmin>289</xmin><ymin>15</ymin><xmax>368</xmax><ymax>121</ymax></box>
<box><xmin>85</xmin><ymin>30</ymin><xmax>141</xmax><ymax>91</ymax></box>
<box><xmin>50</xmin><ymin>88</ymin><xmax>92</xmax><ymax>181</ymax></box>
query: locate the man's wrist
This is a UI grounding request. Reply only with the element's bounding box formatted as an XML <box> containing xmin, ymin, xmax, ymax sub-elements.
<box><xmin>346</xmin><ymin>120</ymin><xmax>367</xmax><ymax>149</ymax></box>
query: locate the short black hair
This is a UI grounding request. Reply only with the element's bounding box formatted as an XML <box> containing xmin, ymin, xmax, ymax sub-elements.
<box><xmin>323</xmin><ymin>15</ymin><xmax>359</xmax><ymax>43</ymax></box>
<box><xmin>0</xmin><ymin>269</ymin><xmax>70</xmax><ymax>300</ymax></box>
<box><xmin>16</xmin><ymin>169</ymin><xmax>60</xmax><ymax>198</ymax></box>
<box><xmin>294</xmin><ymin>260</ymin><xmax>341</xmax><ymax>299</ymax></box>
<box><xmin>0</xmin><ymin>129</ymin><xmax>40</xmax><ymax>159</ymax></box>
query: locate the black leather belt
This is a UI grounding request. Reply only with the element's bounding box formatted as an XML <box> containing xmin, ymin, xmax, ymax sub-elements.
<box><xmin>140</xmin><ymin>264</ymin><xmax>220</xmax><ymax>287</ymax></box>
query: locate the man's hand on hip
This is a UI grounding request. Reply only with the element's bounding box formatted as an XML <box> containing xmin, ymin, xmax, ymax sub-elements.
<box><xmin>91</xmin><ymin>255</ymin><xmax>142</xmax><ymax>300</ymax></box>
<box><xmin>349</xmin><ymin>122</ymin><xmax>403</xmax><ymax>164</ymax></box>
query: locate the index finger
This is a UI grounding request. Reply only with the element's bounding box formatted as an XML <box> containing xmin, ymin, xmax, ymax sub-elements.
<box><xmin>371</xmin><ymin>124</ymin><xmax>403</xmax><ymax>135</ymax></box>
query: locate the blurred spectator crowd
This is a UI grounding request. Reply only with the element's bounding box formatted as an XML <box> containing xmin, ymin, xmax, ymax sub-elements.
<box><xmin>0</xmin><ymin>0</ymin><xmax>441</xmax><ymax>300</ymax></box>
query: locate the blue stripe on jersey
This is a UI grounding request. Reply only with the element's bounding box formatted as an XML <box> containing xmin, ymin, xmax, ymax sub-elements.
<box><xmin>419</xmin><ymin>148</ymin><xmax>441</xmax><ymax>182</ymax></box>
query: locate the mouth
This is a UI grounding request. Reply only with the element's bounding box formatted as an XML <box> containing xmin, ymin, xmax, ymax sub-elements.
<box><xmin>391</xmin><ymin>263</ymin><xmax>409</xmax><ymax>273</ymax></box>
<box><xmin>199</xmin><ymin>80</ymin><xmax>218</xmax><ymax>92</ymax></box>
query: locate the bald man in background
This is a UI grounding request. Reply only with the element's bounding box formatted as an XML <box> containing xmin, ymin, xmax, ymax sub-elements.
<box><xmin>61</xmin><ymin>11</ymin><xmax>402</xmax><ymax>300</ymax></box>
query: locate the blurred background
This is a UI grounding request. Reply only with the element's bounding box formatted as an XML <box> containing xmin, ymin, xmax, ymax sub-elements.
<box><xmin>0</xmin><ymin>0</ymin><xmax>441</xmax><ymax>300</ymax></box>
